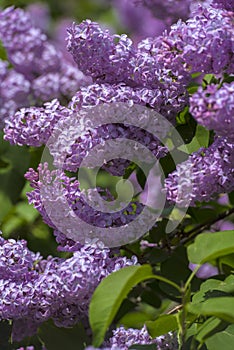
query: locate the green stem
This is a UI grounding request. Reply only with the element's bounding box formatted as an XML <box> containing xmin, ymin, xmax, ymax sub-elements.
<box><xmin>151</xmin><ymin>275</ymin><xmax>182</xmax><ymax>294</ymax></box>
<box><xmin>184</xmin><ymin>265</ymin><xmax>201</xmax><ymax>291</ymax></box>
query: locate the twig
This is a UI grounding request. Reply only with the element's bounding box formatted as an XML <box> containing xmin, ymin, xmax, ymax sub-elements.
<box><xmin>179</xmin><ymin>206</ymin><xmax>234</xmax><ymax>245</ymax></box>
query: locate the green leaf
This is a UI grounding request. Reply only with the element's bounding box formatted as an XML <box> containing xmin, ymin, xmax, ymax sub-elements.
<box><xmin>205</xmin><ymin>324</ymin><xmax>234</xmax><ymax>350</ymax></box>
<box><xmin>146</xmin><ymin>314</ymin><xmax>178</xmax><ymax>338</ymax></box>
<box><xmin>0</xmin><ymin>321</ymin><xmax>12</xmax><ymax>350</ymax></box>
<box><xmin>0</xmin><ymin>41</ymin><xmax>7</xmax><ymax>61</ymax></box>
<box><xmin>178</xmin><ymin>125</ymin><xmax>209</xmax><ymax>154</ymax></box>
<box><xmin>0</xmin><ymin>191</ymin><xmax>12</xmax><ymax>221</ymax></box>
<box><xmin>188</xmin><ymin>297</ymin><xmax>234</xmax><ymax>323</ymax></box>
<box><xmin>38</xmin><ymin>321</ymin><xmax>88</xmax><ymax>350</ymax></box>
<box><xmin>119</xmin><ymin>311</ymin><xmax>154</xmax><ymax>329</ymax></box>
<box><xmin>15</xmin><ymin>202</ymin><xmax>38</xmax><ymax>223</ymax></box>
<box><xmin>89</xmin><ymin>265</ymin><xmax>155</xmax><ymax>347</ymax></box>
<box><xmin>195</xmin><ymin>317</ymin><xmax>228</xmax><ymax>343</ymax></box>
<box><xmin>177</xmin><ymin>106</ymin><xmax>189</xmax><ymax>125</ymax></box>
<box><xmin>160</xmin><ymin>246</ymin><xmax>194</xmax><ymax>294</ymax></box>
<box><xmin>202</xmin><ymin>74</ymin><xmax>215</xmax><ymax>86</ymax></box>
<box><xmin>220</xmin><ymin>254</ymin><xmax>234</xmax><ymax>269</ymax></box>
<box><xmin>191</xmin><ymin>275</ymin><xmax>234</xmax><ymax>310</ymax></box>
<box><xmin>229</xmin><ymin>191</ymin><xmax>234</xmax><ymax>205</ymax></box>
<box><xmin>187</xmin><ymin>231</ymin><xmax>234</xmax><ymax>264</ymax></box>
<box><xmin>0</xmin><ymin>133</ymin><xmax>30</xmax><ymax>203</ymax></box>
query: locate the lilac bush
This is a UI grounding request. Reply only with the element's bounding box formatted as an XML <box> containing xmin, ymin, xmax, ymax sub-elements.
<box><xmin>0</xmin><ymin>1</ymin><xmax>234</xmax><ymax>349</ymax></box>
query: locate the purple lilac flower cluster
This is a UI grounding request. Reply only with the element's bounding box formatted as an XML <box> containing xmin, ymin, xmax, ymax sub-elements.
<box><xmin>164</xmin><ymin>137</ymin><xmax>234</xmax><ymax>206</ymax></box>
<box><xmin>0</xmin><ymin>234</ymin><xmax>137</xmax><ymax>341</ymax></box>
<box><xmin>67</xmin><ymin>20</ymin><xmax>189</xmax><ymax>116</ymax></box>
<box><xmin>135</xmin><ymin>0</ymin><xmax>234</xmax><ymax>22</ymax></box>
<box><xmin>189</xmin><ymin>82</ymin><xmax>234</xmax><ymax>140</ymax></box>
<box><xmin>0</xmin><ymin>6</ymin><xmax>88</xmax><ymax>126</ymax></box>
<box><xmin>4</xmin><ymin>99</ymin><xmax>72</xmax><ymax>147</ymax></box>
<box><xmin>145</xmin><ymin>4</ymin><xmax>234</xmax><ymax>76</ymax></box>
<box><xmin>85</xmin><ymin>326</ymin><xmax>178</xmax><ymax>350</ymax></box>
<box><xmin>24</xmin><ymin>163</ymin><xmax>144</xmax><ymax>233</ymax></box>
<box><xmin>67</xmin><ymin>20</ymin><xmax>135</xmax><ymax>85</ymax></box>
<box><xmin>4</xmin><ymin>82</ymin><xmax>188</xmax><ymax>150</ymax></box>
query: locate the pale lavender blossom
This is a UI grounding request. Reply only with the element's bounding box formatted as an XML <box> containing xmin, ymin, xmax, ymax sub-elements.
<box><xmin>0</xmin><ymin>234</ymin><xmax>137</xmax><ymax>340</ymax></box>
<box><xmin>4</xmin><ymin>99</ymin><xmax>72</xmax><ymax>147</ymax></box>
<box><xmin>85</xmin><ymin>326</ymin><xmax>177</xmax><ymax>349</ymax></box>
<box><xmin>190</xmin><ymin>83</ymin><xmax>234</xmax><ymax>140</ymax></box>
<box><xmin>24</xmin><ymin>163</ymin><xmax>144</xmax><ymax>233</ymax></box>
<box><xmin>143</xmin><ymin>4</ymin><xmax>234</xmax><ymax>76</ymax></box>
<box><xmin>67</xmin><ymin>20</ymin><xmax>135</xmax><ymax>85</ymax></box>
<box><xmin>164</xmin><ymin>137</ymin><xmax>234</xmax><ymax>206</ymax></box>
<box><xmin>189</xmin><ymin>262</ymin><xmax>219</xmax><ymax>279</ymax></box>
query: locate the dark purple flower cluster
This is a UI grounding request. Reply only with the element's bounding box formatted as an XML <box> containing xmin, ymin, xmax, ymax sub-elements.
<box><xmin>190</xmin><ymin>82</ymin><xmax>234</xmax><ymax>140</ymax></box>
<box><xmin>164</xmin><ymin>137</ymin><xmax>234</xmax><ymax>206</ymax></box>
<box><xmin>0</xmin><ymin>234</ymin><xmax>137</xmax><ymax>340</ymax></box>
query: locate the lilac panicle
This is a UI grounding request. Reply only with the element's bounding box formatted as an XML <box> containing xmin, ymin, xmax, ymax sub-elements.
<box><xmin>141</xmin><ymin>4</ymin><xmax>234</xmax><ymax>77</ymax></box>
<box><xmin>189</xmin><ymin>82</ymin><xmax>234</xmax><ymax>141</ymax></box>
<box><xmin>0</xmin><ymin>234</ymin><xmax>137</xmax><ymax>340</ymax></box>
<box><xmin>4</xmin><ymin>81</ymin><xmax>187</xmax><ymax>148</ymax></box>
<box><xmin>24</xmin><ymin>163</ymin><xmax>144</xmax><ymax>236</ymax></box>
<box><xmin>4</xmin><ymin>99</ymin><xmax>72</xmax><ymax>147</ymax></box>
<box><xmin>85</xmin><ymin>325</ymin><xmax>178</xmax><ymax>350</ymax></box>
<box><xmin>26</xmin><ymin>2</ymin><xmax>50</xmax><ymax>32</ymax></box>
<box><xmin>0</xmin><ymin>6</ymin><xmax>46</xmax><ymax>78</ymax></box>
<box><xmin>70</xmin><ymin>83</ymin><xmax>188</xmax><ymax>121</ymax></box>
<box><xmin>67</xmin><ymin>20</ymin><xmax>135</xmax><ymax>85</ymax></box>
<box><xmin>67</xmin><ymin>19</ymin><xmax>189</xmax><ymax>104</ymax></box>
<box><xmin>164</xmin><ymin>137</ymin><xmax>234</xmax><ymax>206</ymax></box>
